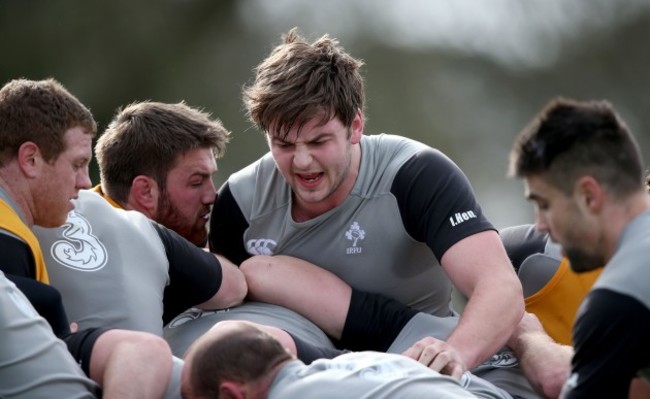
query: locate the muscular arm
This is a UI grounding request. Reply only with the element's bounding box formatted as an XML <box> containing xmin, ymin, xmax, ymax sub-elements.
<box><xmin>392</xmin><ymin>150</ymin><xmax>524</xmax><ymax>371</ymax></box>
<box><xmin>441</xmin><ymin>230</ymin><xmax>524</xmax><ymax>370</ymax></box>
<box><xmin>240</xmin><ymin>255</ymin><xmax>351</xmax><ymax>339</ymax></box>
<box><xmin>507</xmin><ymin>312</ymin><xmax>572</xmax><ymax>398</ymax></box>
<box><xmin>242</xmin><ymin>255</ymin><xmax>429</xmax><ymax>360</ymax></box>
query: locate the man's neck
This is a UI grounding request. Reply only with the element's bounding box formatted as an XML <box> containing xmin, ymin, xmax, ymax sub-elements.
<box><xmin>0</xmin><ymin>170</ymin><xmax>33</xmax><ymax>226</ymax></box>
<box><xmin>603</xmin><ymin>192</ymin><xmax>650</xmax><ymax>262</ymax></box>
<box><xmin>252</xmin><ymin>360</ymin><xmax>292</xmax><ymax>399</ymax></box>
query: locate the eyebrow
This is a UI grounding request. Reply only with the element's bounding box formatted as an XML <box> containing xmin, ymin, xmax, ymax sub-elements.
<box><xmin>272</xmin><ymin>132</ymin><xmax>332</xmax><ymax>144</ymax></box>
<box><xmin>525</xmin><ymin>192</ymin><xmax>546</xmax><ymax>203</ymax></box>
<box><xmin>189</xmin><ymin>171</ymin><xmax>213</xmax><ymax>178</ymax></box>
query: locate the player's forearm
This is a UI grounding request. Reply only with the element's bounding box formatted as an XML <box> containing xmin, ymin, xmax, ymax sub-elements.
<box><xmin>507</xmin><ymin>317</ymin><xmax>572</xmax><ymax>398</ymax></box>
<box><xmin>446</xmin><ymin>280</ymin><xmax>524</xmax><ymax>370</ymax></box>
<box><xmin>241</xmin><ymin>255</ymin><xmax>351</xmax><ymax>338</ymax></box>
<box><xmin>198</xmin><ymin>256</ymin><xmax>248</xmax><ymax>309</ymax></box>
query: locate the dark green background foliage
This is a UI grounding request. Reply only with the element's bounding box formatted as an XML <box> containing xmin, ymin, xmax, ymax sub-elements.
<box><xmin>2</xmin><ymin>0</ymin><xmax>648</xmax><ymax>227</ymax></box>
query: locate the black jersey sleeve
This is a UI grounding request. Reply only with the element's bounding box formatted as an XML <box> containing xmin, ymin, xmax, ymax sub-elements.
<box><xmin>0</xmin><ymin>234</ymin><xmax>71</xmax><ymax>336</ymax></box>
<box><xmin>499</xmin><ymin>224</ymin><xmax>548</xmax><ymax>272</ymax></box>
<box><xmin>341</xmin><ymin>288</ymin><xmax>419</xmax><ymax>352</ymax></box>
<box><xmin>151</xmin><ymin>223</ymin><xmax>223</xmax><ymax>325</ymax></box>
<box><xmin>209</xmin><ymin>182</ymin><xmax>251</xmax><ymax>265</ymax></box>
<box><xmin>0</xmin><ymin>232</ymin><xmax>36</xmax><ymax>279</ymax></box>
<box><xmin>390</xmin><ymin>148</ymin><xmax>495</xmax><ymax>260</ymax></box>
<box><xmin>565</xmin><ymin>289</ymin><xmax>650</xmax><ymax>398</ymax></box>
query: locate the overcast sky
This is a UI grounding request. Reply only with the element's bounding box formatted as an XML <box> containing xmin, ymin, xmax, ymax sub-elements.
<box><xmin>241</xmin><ymin>0</ymin><xmax>649</xmax><ymax>69</ymax></box>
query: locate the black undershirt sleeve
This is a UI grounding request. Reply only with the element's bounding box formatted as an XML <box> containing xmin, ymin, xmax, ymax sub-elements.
<box><xmin>0</xmin><ymin>232</ymin><xmax>36</xmax><ymax>279</ymax></box>
<box><xmin>0</xmin><ymin>234</ymin><xmax>71</xmax><ymax>336</ymax></box>
<box><xmin>340</xmin><ymin>288</ymin><xmax>419</xmax><ymax>352</ymax></box>
<box><xmin>567</xmin><ymin>289</ymin><xmax>650</xmax><ymax>398</ymax></box>
<box><xmin>499</xmin><ymin>224</ymin><xmax>549</xmax><ymax>273</ymax></box>
<box><xmin>152</xmin><ymin>223</ymin><xmax>223</xmax><ymax>325</ymax></box>
<box><xmin>390</xmin><ymin>148</ymin><xmax>494</xmax><ymax>261</ymax></box>
<box><xmin>209</xmin><ymin>182</ymin><xmax>251</xmax><ymax>265</ymax></box>
<box><xmin>288</xmin><ymin>333</ymin><xmax>348</xmax><ymax>364</ymax></box>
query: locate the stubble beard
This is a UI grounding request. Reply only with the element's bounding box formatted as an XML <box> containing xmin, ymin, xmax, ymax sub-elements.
<box><xmin>565</xmin><ymin>247</ymin><xmax>603</xmax><ymax>273</ymax></box>
<box><xmin>157</xmin><ymin>193</ymin><xmax>208</xmax><ymax>247</ymax></box>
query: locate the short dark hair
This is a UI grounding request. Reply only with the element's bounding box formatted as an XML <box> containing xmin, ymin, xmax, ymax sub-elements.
<box><xmin>0</xmin><ymin>78</ymin><xmax>96</xmax><ymax>167</ymax></box>
<box><xmin>95</xmin><ymin>101</ymin><xmax>230</xmax><ymax>204</ymax></box>
<box><xmin>243</xmin><ymin>27</ymin><xmax>365</xmax><ymax>138</ymax></box>
<box><xmin>187</xmin><ymin>325</ymin><xmax>292</xmax><ymax>398</ymax></box>
<box><xmin>508</xmin><ymin>97</ymin><xmax>644</xmax><ymax>198</ymax></box>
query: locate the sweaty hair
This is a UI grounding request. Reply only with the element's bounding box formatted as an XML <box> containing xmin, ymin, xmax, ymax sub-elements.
<box><xmin>95</xmin><ymin>101</ymin><xmax>230</xmax><ymax>205</ymax></box>
<box><xmin>187</xmin><ymin>325</ymin><xmax>293</xmax><ymax>399</ymax></box>
<box><xmin>0</xmin><ymin>78</ymin><xmax>97</xmax><ymax>167</ymax></box>
<box><xmin>508</xmin><ymin>97</ymin><xmax>644</xmax><ymax>198</ymax></box>
<box><xmin>243</xmin><ymin>27</ymin><xmax>365</xmax><ymax>139</ymax></box>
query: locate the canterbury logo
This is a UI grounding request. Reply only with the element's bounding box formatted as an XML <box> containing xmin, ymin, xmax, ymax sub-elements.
<box><xmin>50</xmin><ymin>211</ymin><xmax>108</xmax><ymax>271</ymax></box>
<box><xmin>246</xmin><ymin>238</ymin><xmax>277</xmax><ymax>255</ymax></box>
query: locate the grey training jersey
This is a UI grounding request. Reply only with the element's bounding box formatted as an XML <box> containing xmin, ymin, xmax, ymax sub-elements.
<box><xmin>0</xmin><ymin>271</ymin><xmax>100</xmax><ymax>398</ymax></box>
<box><xmin>164</xmin><ymin>302</ymin><xmax>336</xmax><ymax>357</ymax></box>
<box><xmin>219</xmin><ymin>134</ymin><xmax>493</xmax><ymax>315</ymax></box>
<box><xmin>270</xmin><ymin>352</ymin><xmax>512</xmax><ymax>399</ymax></box>
<box><xmin>33</xmin><ymin>190</ymin><xmax>169</xmax><ymax>335</ymax></box>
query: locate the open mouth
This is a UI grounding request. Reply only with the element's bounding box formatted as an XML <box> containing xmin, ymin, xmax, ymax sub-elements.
<box><xmin>297</xmin><ymin>172</ymin><xmax>323</xmax><ymax>187</ymax></box>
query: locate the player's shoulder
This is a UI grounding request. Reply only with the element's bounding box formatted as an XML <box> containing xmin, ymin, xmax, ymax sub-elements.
<box><xmin>500</xmin><ymin>224</ymin><xmax>551</xmax><ymax>271</ymax></box>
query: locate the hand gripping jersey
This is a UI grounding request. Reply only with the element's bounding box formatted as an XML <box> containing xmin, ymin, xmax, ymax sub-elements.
<box><xmin>387</xmin><ymin>313</ymin><xmax>540</xmax><ymax>399</ymax></box>
<box><xmin>0</xmin><ymin>271</ymin><xmax>99</xmax><ymax>398</ymax></box>
<box><xmin>211</xmin><ymin>134</ymin><xmax>494</xmax><ymax>315</ymax></box>
<box><xmin>269</xmin><ymin>352</ymin><xmax>513</xmax><ymax>399</ymax></box>
<box><xmin>562</xmin><ymin>211</ymin><xmax>650</xmax><ymax>398</ymax></box>
<box><xmin>0</xmin><ymin>188</ymin><xmax>49</xmax><ymax>283</ymax></box>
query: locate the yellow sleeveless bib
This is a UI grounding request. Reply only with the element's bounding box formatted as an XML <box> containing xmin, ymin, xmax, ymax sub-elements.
<box><xmin>525</xmin><ymin>257</ymin><xmax>601</xmax><ymax>345</ymax></box>
<box><xmin>92</xmin><ymin>185</ymin><xmax>123</xmax><ymax>209</ymax></box>
<box><xmin>0</xmin><ymin>198</ymin><xmax>49</xmax><ymax>283</ymax></box>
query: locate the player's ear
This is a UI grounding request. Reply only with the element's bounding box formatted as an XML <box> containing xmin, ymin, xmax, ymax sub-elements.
<box><xmin>129</xmin><ymin>175</ymin><xmax>160</xmax><ymax>218</ymax></box>
<box><xmin>219</xmin><ymin>381</ymin><xmax>246</xmax><ymax>399</ymax></box>
<box><xmin>17</xmin><ymin>141</ymin><xmax>43</xmax><ymax>178</ymax></box>
<box><xmin>350</xmin><ymin>110</ymin><xmax>364</xmax><ymax>144</ymax></box>
<box><xmin>575</xmin><ymin>176</ymin><xmax>603</xmax><ymax>213</ymax></box>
